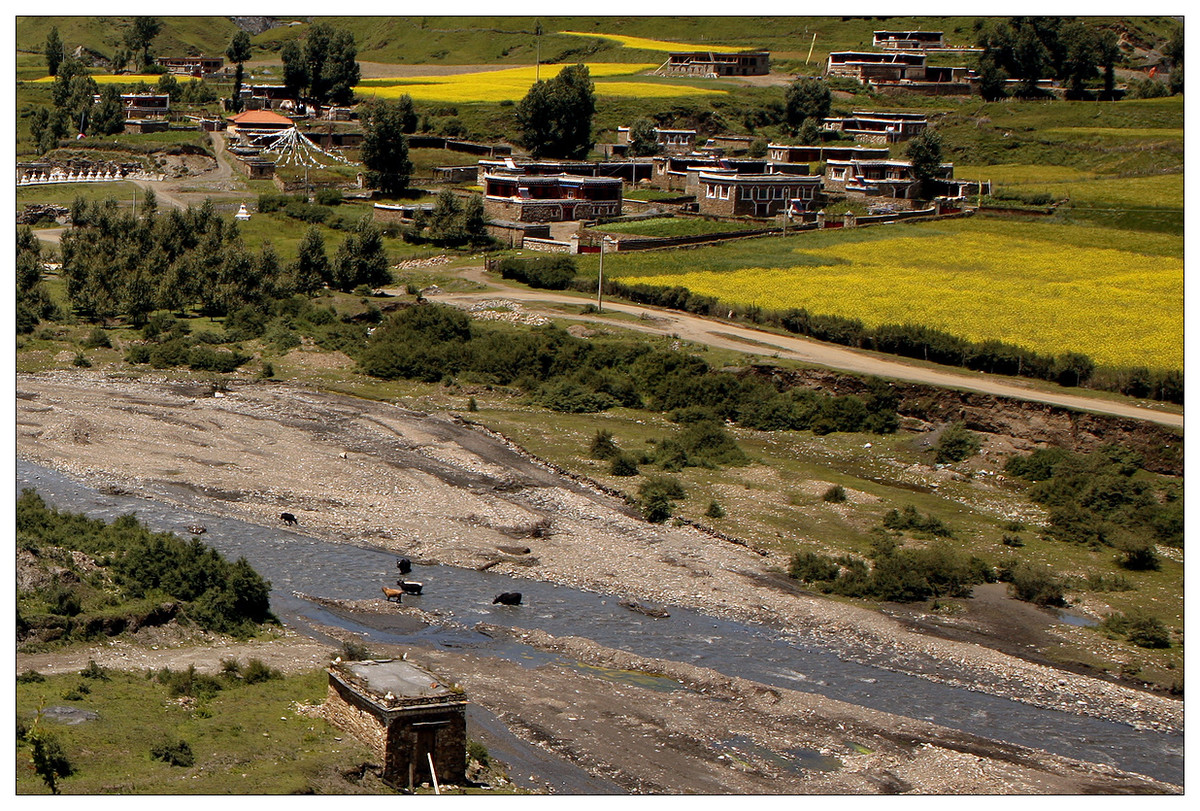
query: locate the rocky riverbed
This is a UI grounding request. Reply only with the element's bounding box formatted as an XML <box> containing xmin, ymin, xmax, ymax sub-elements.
<box><xmin>15</xmin><ymin>372</ymin><xmax>1183</xmax><ymax>791</ymax></box>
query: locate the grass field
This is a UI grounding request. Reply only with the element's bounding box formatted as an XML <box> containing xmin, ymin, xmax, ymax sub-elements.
<box><xmin>15</xmin><ymin>666</ymin><xmax>375</xmax><ymax>794</ymax></box>
<box><xmin>603</xmin><ymin>217</ymin><xmax>1182</xmax><ymax>370</ymax></box>
<box><xmin>597</xmin><ymin>217</ymin><xmax>758</xmax><ymax>237</ymax></box>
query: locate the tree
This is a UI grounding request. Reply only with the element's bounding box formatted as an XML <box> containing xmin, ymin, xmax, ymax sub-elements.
<box><xmin>978</xmin><ymin>53</ymin><xmax>1009</xmax><ymax>102</ymax></box>
<box><xmin>226</xmin><ymin>30</ymin><xmax>252</xmax><ymax>113</ymax></box>
<box><xmin>516</xmin><ymin>64</ymin><xmax>595</xmax><ymax>159</ymax></box>
<box><xmin>45</xmin><ymin>26</ymin><xmax>64</xmax><ymax>77</ymax></box>
<box><xmin>460</xmin><ymin>193</ymin><xmax>490</xmax><ymax>248</ymax></box>
<box><xmin>360</xmin><ymin>99</ymin><xmax>414</xmax><ymax>195</ymax></box>
<box><xmin>289</xmin><ymin>226</ymin><xmax>328</xmax><ymax>294</ymax></box>
<box><xmin>904</xmin><ymin>128</ymin><xmax>944</xmax><ymax>198</ymax></box>
<box><xmin>1060</xmin><ymin>21</ymin><xmax>1099</xmax><ymax>99</ymax></box>
<box><xmin>1164</xmin><ymin>25</ymin><xmax>1184</xmax><ymax>94</ymax></box>
<box><xmin>331</xmin><ymin>217</ymin><xmax>390</xmax><ymax>292</ymax></box>
<box><xmin>626</xmin><ymin>118</ymin><xmax>661</xmax><ymax>157</ymax></box>
<box><xmin>280</xmin><ymin>40</ymin><xmax>309</xmax><ymax>99</ymax></box>
<box><xmin>90</xmin><ymin>85</ymin><xmax>126</xmax><ymax>135</ymax></box>
<box><xmin>426</xmin><ymin>189</ymin><xmax>464</xmax><ymax>245</ymax></box>
<box><xmin>124</xmin><ymin>16</ymin><xmax>162</xmax><ymax>72</ymax></box>
<box><xmin>302</xmin><ymin>23</ymin><xmax>360</xmax><ymax>106</ymax></box>
<box><xmin>783</xmin><ymin>77</ymin><xmax>831</xmax><ymax>133</ymax></box>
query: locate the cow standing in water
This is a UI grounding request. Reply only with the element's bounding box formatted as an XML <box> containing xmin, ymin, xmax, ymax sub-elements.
<box><xmin>396</xmin><ymin>557</ymin><xmax>412</xmax><ymax>575</ymax></box>
<box><xmin>493</xmin><ymin>592</ymin><xmax>522</xmax><ymax>606</ymax></box>
<box><xmin>280</xmin><ymin>512</ymin><xmax>298</xmax><ymax>525</ymax></box>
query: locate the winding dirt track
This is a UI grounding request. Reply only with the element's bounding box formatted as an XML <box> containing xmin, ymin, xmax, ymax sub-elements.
<box><xmin>427</xmin><ymin>269</ymin><xmax>1183</xmax><ymax>429</ymax></box>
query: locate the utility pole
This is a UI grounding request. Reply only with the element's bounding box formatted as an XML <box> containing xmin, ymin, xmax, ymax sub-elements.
<box><xmin>535</xmin><ymin>22</ymin><xmax>543</xmax><ymax>82</ymax></box>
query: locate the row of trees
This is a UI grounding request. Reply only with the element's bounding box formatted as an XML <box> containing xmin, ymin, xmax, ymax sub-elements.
<box><xmin>279</xmin><ymin>22</ymin><xmax>361</xmax><ymax>106</ymax></box>
<box><xmin>585</xmin><ymin>274</ymin><xmax>1179</xmax><ymax>403</ymax></box>
<box><xmin>357</xmin><ymin>300</ymin><xmax>902</xmax><ymax>439</ymax></box>
<box><xmin>43</xmin><ymin>196</ymin><xmax>390</xmax><ymax>327</ymax></box>
<box><xmin>16</xmin><ymin>488</ymin><xmax>274</xmax><ymax>637</ymax></box>
<box><xmin>976</xmin><ymin>17</ymin><xmax>1122</xmax><ymax>100</ymax></box>
<box><xmin>45</xmin><ymin>17</ymin><xmax>163</xmax><ymax>76</ymax></box>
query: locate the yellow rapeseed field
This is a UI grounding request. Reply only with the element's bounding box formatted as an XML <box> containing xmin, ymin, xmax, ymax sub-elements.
<box><xmin>620</xmin><ymin>232</ymin><xmax>1182</xmax><ymax>369</ymax></box>
<box><xmin>353</xmin><ymin>62</ymin><xmax>701</xmax><ymax>103</ymax></box>
<box><xmin>30</xmin><ymin>74</ymin><xmax>191</xmax><ymax>84</ymax></box>
<box><xmin>557</xmin><ymin>31</ymin><xmax>745</xmax><ymax>53</ymax></box>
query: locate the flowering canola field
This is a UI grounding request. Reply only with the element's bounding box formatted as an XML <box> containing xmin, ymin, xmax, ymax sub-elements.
<box><xmin>619</xmin><ymin>231</ymin><xmax>1182</xmax><ymax>369</ymax></box>
<box><xmin>557</xmin><ymin>31</ymin><xmax>746</xmax><ymax>53</ymax></box>
<box><xmin>31</xmin><ymin>74</ymin><xmax>192</xmax><ymax>84</ymax></box>
<box><xmin>355</xmin><ymin>63</ymin><xmax>721</xmax><ymax>102</ymax></box>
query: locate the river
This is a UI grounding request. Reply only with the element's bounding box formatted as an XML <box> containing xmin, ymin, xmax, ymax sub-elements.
<box><xmin>16</xmin><ymin>460</ymin><xmax>1183</xmax><ymax>786</ymax></box>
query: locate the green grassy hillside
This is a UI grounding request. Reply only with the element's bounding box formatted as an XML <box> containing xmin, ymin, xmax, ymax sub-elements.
<box><xmin>17</xmin><ymin>15</ymin><xmax>1181</xmax><ymax>73</ymax></box>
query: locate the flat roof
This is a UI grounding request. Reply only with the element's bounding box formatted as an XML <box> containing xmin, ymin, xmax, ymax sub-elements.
<box><xmin>338</xmin><ymin>659</ymin><xmax>457</xmax><ymax>700</ymax></box>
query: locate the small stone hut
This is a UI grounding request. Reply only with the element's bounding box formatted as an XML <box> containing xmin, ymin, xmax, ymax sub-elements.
<box><xmin>325</xmin><ymin>658</ymin><xmax>468</xmax><ymax>788</ymax></box>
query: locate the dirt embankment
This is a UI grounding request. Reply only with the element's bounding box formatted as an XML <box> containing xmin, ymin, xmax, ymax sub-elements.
<box><xmin>754</xmin><ymin>366</ymin><xmax>1184</xmax><ymax>475</ymax></box>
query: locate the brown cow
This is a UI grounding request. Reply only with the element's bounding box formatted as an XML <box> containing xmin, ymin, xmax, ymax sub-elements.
<box><xmin>382</xmin><ymin>586</ymin><xmax>404</xmax><ymax>603</ymax></box>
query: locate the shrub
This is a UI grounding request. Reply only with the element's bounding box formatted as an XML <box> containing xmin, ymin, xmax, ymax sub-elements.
<box><xmin>242</xmin><ymin>658</ymin><xmax>282</xmax><ymax>684</ymax></box>
<box><xmin>934</xmin><ymin>422</ymin><xmax>981</xmax><ymax>463</ymax></box>
<box><xmin>156</xmin><ymin>665</ymin><xmax>224</xmax><ymax>699</ymax></box>
<box><xmin>81</xmin><ymin>327</ymin><xmax>112</xmax><ymax>349</ymax></box>
<box><xmin>497</xmin><ymin>256</ymin><xmax>578</xmax><ymax>290</ymax></box>
<box><xmin>610</xmin><ymin>453</ymin><xmax>639</xmax><ymax>476</ymax></box>
<box><xmin>1105</xmin><ymin>610</ymin><xmax>1171</xmax><ymax>648</ymax></box>
<box><xmin>882</xmin><ymin>505</ymin><xmax>953</xmax><ymax>538</ymax></box>
<box><xmin>788</xmin><ymin>551</ymin><xmax>841</xmax><ymax>583</ymax></box>
<box><xmin>705</xmin><ymin>500</ymin><xmax>725</xmax><ymax>519</ymax></box>
<box><xmin>467</xmin><ymin>739</ymin><xmax>490</xmax><ymax>766</ymax></box>
<box><xmin>589</xmin><ymin>429</ymin><xmax>620</xmax><ymax>460</ymax></box>
<box><xmin>150</xmin><ymin>738</ymin><xmax>195</xmax><ymax>767</ymax></box>
<box><xmin>1002</xmin><ymin>561</ymin><xmax>1066</xmax><ymax>606</ymax></box>
<box><xmin>79</xmin><ymin>660</ymin><xmax>110</xmax><ymax>680</ymax></box>
<box><xmin>340</xmin><ymin>640</ymin><xmax>372</xmax><ymax>661</ymax></box>
<box><xmin>18</xmin><ymin>670</ymin><xmax>45</xmax><ymax>684</ymax></box>
<box><xmin>823</xmin><ymin>484</ymin><xmax>847</xmax><ymax>503</ymax></box>
<box><xmin>29</xmin><ymin>730</ymin><xmax>73</xmax><ymax>793</ymax></box>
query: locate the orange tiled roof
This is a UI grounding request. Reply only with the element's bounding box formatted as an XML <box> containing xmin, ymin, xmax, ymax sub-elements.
<box><xmin>228</xmin><ymin>110</ymin><xmax>293</xmax><ymax>127</ymax></box>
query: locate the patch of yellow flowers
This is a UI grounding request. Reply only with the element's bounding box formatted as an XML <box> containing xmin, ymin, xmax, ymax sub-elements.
<box><xmin>621</xmin><ymin>231</ymin><xmax>1182</xmax><ymax>369</ymax></box>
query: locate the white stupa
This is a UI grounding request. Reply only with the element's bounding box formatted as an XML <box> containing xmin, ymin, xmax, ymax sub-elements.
<box><xmin>234</xmin><ymin>203</ymin><xmax>251</xmax><ymax>221</ymax></box>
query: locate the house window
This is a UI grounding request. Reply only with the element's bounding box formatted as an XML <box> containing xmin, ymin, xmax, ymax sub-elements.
<box><xmin>706</xmin><ymin>184</ymin><xmax>716</xmax><ymax>198</ymax></box>
<box><xmin>719</xmin><ymin>185</ymin><xmax>729</xmax><ymax>200</ymax></box>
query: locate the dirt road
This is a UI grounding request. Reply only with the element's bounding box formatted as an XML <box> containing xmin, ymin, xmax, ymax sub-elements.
<box><xmin>426</xmin><ymin>270</ymin><xmax>1183</xmax><ymax>429</ymax></box>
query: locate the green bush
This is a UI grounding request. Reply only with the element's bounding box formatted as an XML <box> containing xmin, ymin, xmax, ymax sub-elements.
<box><xmin>705</xmin><ymin>500</ymin><xmax>725</xmax><ymax>519</ymax></box>
<box><xmin>150</xmin><ymin>738</ymin><xmax>195</xmax><ymax>767</ymax></box>
<box><xmin>935</xmin><ymin>422</ymin><xmax>981</xmax><ymax>463</ymax></box>
<box><xmin>497</xmin><ymin>256</ymin><xmax>578</xmax><ymax>290</ymax></box>
<box><xmin>610</xmin><ymin>453</ymin><xmax>639</xmax><ymax>476</ymax></box>
<box><xmin>1001</xmin><ymin>561</ymin><xmax>1066</xmax><ymax>606</ymax></box>
<box><xmin>788</xmin><ymin>551</ymin><xmax>841</xmax><ymax>583</ymax></box>
<box><xmin>81</xmin><ymin>327</ymin><xmax>112</xmax><ymax>350</ymax></box>
<box><xmin>1104</xmin><ymin>610</ymin><xmax>1171</xmax><ymax>648</ymax></box>
<box><xmin>242</xmin><ymin>658</ymin><xmax>282</xmax><ymax>684</ymax></box>
<box><xmin>589</xmin><ymin>429</ymin><xmax>620</xmax><ymax>460</ymax></box>
<box><xmin>882</xmin><ymin>505</ymin><xmax>953</xmax><ymax>538</ymax></box>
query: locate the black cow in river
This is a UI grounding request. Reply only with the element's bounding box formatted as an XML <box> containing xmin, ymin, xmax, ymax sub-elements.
<box><xmin>280</xmin><ymin>512</ymin><xmax>298</xmax><ymax>525</ymax></box>
<box><xmin>396</xmin><ymin>557</ymin><xmax>412</xmax><ymax>575</ymax></box>
<box><xmin>398</xmin><ymin>581</ymin><xmax>423</xmax><ymax>595</ymax></box>
<box><xmin>493</xmin><ymin>592</ymin><xmax>522</xmax><ymax>606</ymax></box>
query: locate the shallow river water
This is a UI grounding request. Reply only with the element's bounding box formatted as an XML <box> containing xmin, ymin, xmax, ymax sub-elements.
<box><xmin>17</xmin><ymin>460</ymin><xmax>1183</xmax><ymax>786</ymax></box>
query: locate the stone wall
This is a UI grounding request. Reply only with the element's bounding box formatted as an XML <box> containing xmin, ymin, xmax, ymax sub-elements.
<box><xmin>324</xmin><ymin>682</ymin><xmax>386</xmax><ymax>761</ymax></box>
<box><xmin>386</xmin><ymin>709</ymin><xmax>467</xmax><ymax>787</ymax></box>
